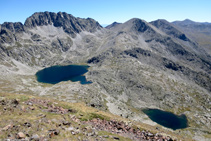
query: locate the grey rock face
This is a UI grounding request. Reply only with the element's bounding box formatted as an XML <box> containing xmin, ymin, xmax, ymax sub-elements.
<box><xmin>24</xmin><ymin>11</ymin><xmax>102</xmax><ymax>37</ymax></box>
<box><xmin>0</xmin><ymin>11</ymin><xmax>102</xmax><ymax>66</ymax></box>
<box><xmin>1</xmin><ymin>22</ymin><xmax>25</xmax><ymax>33</ymax></box>
<box><xmin>172</xmin><ymin>19</ymin><xmax>211</xmax><ymax>54</ymax></box>
<box><xmin>0</xmin><ymin>22</ymin><xmax>25</xmax><ymax>44</ymax></box>
<box><xmin>150</xmin><ymin>19</ymin><xmax>190</xmax><ymax>41</ymax></box>
<box><xmin>106</xmin><ymin>22</ymin><xmax>121</xmax><ymax>29</ymax></box>
<box><xmin>0</xmin><ymin>11</ymin><xmax>102</xmax><ymax>44</ymax></box>
<box><xmin>131</xmin><ymin>18</ymin><xmax>150</xmax><ymax>33</ymax></box>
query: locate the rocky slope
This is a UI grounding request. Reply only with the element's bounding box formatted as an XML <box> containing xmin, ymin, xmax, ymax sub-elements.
<box><xmin>172</xmin><ymin>19</ymin><xmax>211</xmax><ymax>54</ymax></box>
<box><xmin>0</xmin><ymin>92</ymin><xmax>189</xmax><ymax>140</ymax></box>
<box><xmin>0</xmin><ymin>12</ymin><xmax>211</xmax><ymax>140</ymax></box>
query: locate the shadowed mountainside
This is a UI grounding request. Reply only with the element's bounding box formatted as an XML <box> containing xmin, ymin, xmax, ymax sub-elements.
<box><xmin>172</xmin><ymin>19</ymin><xmax>211</xmax><ymax>54</ymax></box>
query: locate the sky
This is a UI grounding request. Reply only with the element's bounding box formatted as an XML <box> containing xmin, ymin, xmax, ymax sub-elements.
<box><xmin>0</xmin><ymin>0</ymin><xmax>211</xmax><ymax>25</ymax></box>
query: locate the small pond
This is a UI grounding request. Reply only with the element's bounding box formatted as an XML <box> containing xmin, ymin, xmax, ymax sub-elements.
<box><xmin>36</xmin><ymin>65</ymin><xmax>92</xmax><ymax>84</ymax></box>
<box><xmin>142</xmin><ymin>108</ymin><xmax>188</xmax><ymax>130</ymax></box>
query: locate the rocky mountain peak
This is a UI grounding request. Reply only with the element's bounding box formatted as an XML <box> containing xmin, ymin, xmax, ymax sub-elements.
<box><xmin>178</xmin><ymin>19</ymin><xmax>196</xmax><ymax>25</ymax></box>
<box><xmin>0</xmin><ymin>11</ymin><xmax>103</xmax><ymax>44</ymax></box>
<box><xmin>129</xmin><ymin>18</ymin><xmax>149</xmax><ymax>32</ymax></box>
<box><xmin>24</xmin><ymin>11</ymin><xmax>54</xmax><ymax>27</ymax></box>
<box><xmin>106</xmin><ymin>22</ymin><xmax>121</xmax><ymax>29</ymax></box>
<box><xmin>1</xmin><ymin>22</ymin><xmax>24</xmax><ymax>33</ymax></box>
<box><xmin>171</xmin><ymin>19</ymin><xmax>208</xmax><ymax>26</ymax></box>
<box><xmin>0</xmin><ymin>22</ymin><xmax>25</xmax><ymax>44</ymax></box>
<box><xmin>24</xmin><ymin>11</ymin><xmax>102</xmax><ymax>37</ymax></box>
<box><xmin>150</xmin><ymin>19</ymin><xmax>169</xmax><ymax>26</ymax></box>
<box><xmin>150</xmin><ymin>19</ymin><xmax>190</xmax><ymax>41</ymax></box>
<box><xmin>183</xmin><ymin>19</ymin><xmax>195</xmax><ymax>23</ymax></box>
<box><xmin>110</xmin><ymin>18</ymin><xmax>155</xmax><ymax>34</ymax></box>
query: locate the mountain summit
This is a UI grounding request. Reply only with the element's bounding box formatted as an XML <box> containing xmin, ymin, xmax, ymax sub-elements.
<box><xmin>0</xmin><ymin>12</ymin><xmax>102</xmax><ymax>45</ymax></box>
<box><xmin>24</xmin><ymin>12</ymin><xmax>102</xmax><ymax>37</ymax></box>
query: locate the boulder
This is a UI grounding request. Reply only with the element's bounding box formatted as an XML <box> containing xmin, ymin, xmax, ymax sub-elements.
<box><xmin>17</xmin><ymin>132</ymin><xmax>25</xmax><ymax>139</ymax></box>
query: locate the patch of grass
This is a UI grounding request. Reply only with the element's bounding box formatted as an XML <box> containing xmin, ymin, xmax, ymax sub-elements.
<box><xmin>15</xmin><ymin>42</ymin><xmax>22</xmax><ymax>47</ymax></box>
<box><xmin>98</xmin><ymin>131</ymin><xmax>133</xmax><ymax>141</ymax></box>
<box><xmin>103</xmin><ymin>98</ymin><xmax>109</xmax><ymax>111</ymax></box>
<box><xmin>56</xmin><ymin>102</ymin><xmax>73</xmax><ymax>110</ymax></box>
<box><xmin>80</xmin><ymin>113</ymin><xmax>107</xmax><ymax>121</ymax></box>
<box><xmin>125</xmin><ymin>98</ymin><xmax>142</xmax><ymax>114</ymax></box>
<box><xmin>0</xmin><ymin>93</ymin><xmax>32</xmax><ymax>102</ymax></box>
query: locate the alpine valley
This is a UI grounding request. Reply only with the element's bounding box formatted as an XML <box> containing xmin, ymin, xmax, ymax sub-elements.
<box><xmin>0</xmin><ymin>12</ymin><xmax>211</xmax><ymax>140</ymax></box>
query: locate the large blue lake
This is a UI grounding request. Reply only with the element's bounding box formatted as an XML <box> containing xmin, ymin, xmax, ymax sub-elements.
<box><xmin>142</xmin><ymin>108</ymin><xmax>188</xmax><ymax>130</ymax></box>
<box><xmin>36</xmin><ymin>65</ymin><xmax>92</xmax><ymax>84</ymax></box>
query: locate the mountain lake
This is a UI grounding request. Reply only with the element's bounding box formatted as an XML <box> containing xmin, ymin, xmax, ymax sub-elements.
<box><xmin>36</xmin><ymin>65</ymin><xmax>92</xmax><ymax>84</ymax></box>
<box><xmin>142</xmin><ymin>108</ymin><xmax>188</xmax><ymax>130</ymax></box>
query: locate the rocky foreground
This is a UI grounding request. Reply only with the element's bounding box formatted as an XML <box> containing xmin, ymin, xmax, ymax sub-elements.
<box><xmin>0</xmin><ymin>93</ymin><xmax>189</xmax><ymax>141</ymax></box>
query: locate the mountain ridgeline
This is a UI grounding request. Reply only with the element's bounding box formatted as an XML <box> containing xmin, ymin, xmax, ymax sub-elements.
<box><xmin>172</xmin><ymin>19</ymin><xmax>211</xmax><ymax>54</ymax></box>
<box><xmin>0</xmin><ymin>12</ymin><xmax>211</xmax><ymax>139</ymax></box>
<box><xmin>0</xmin><ymin>11</ymin><xmax>102</xmax><ymax>43</ymax></box>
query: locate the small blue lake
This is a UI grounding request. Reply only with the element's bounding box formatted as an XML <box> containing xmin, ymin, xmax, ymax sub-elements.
<box><xmin>142</xmin><ymin>108</ymin><xmax>188</xmax><ymax>130</ymax></box>
<box><xmin>36</xmin><ymin>65</ymin><xmax>92</xmax><ymax>84</ymax></box>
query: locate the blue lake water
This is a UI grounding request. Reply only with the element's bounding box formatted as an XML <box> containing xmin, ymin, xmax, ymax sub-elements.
<box><xmin>36</xmin><ymin>65</ymin><xmax>92</xmax><ymax>84</ymax></box>
<box><xmin>142</xmin><ymin>108</ymin><xmax>188</xmax><ymax>130</ymax></box>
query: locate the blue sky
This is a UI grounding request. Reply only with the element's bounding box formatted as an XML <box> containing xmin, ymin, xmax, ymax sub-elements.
<box><xmin>0</xmin><ymin>0</ymin><xmax>211</xmax><ymax>25</ymax></box>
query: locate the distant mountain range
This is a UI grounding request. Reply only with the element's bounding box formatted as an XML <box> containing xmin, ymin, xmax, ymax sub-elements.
<box><xmin>173</xmin><ymin>19</ymin><xmax>211</xmax><ymax>25</ymax></box>
<box><xmin>0</xmin><ymin>12</ymin><xmax>211</xmax><ymax>140</ymax></box>
<box><xmin>172</xmin><ymin>19</ymin><xmax>211</xmax><ymax>54</ymax></box>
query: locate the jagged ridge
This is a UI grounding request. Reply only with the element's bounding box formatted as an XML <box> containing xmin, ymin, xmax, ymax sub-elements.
<box><xmin>0</xmin><ymin>11</ymin><xmax>102</xmax><ymax>44</ymax></box>
<box><xmin>24</xmin><ymin>11</ymin><xmax>102</xmax><ymax>37</ymax></box>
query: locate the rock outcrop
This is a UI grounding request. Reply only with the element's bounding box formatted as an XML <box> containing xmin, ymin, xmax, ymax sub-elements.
<box><xmin>150</xmin><ymin>19</ymin><xmax>190</xmax><ymax>41</ymax></box>
<box><xmin>24</xmin><ymin>11</ymin><xmax>102</xmax><ymax>37</ymax></box>
<box><xmin>105</xmin><ymin>22</ymin><xmax>121</xmax><ymax>29</ymax></box>
<box><xmin>0</xmin><ymin>22</ymin><xmax>25</xmax><ymax>44</ymax></box>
